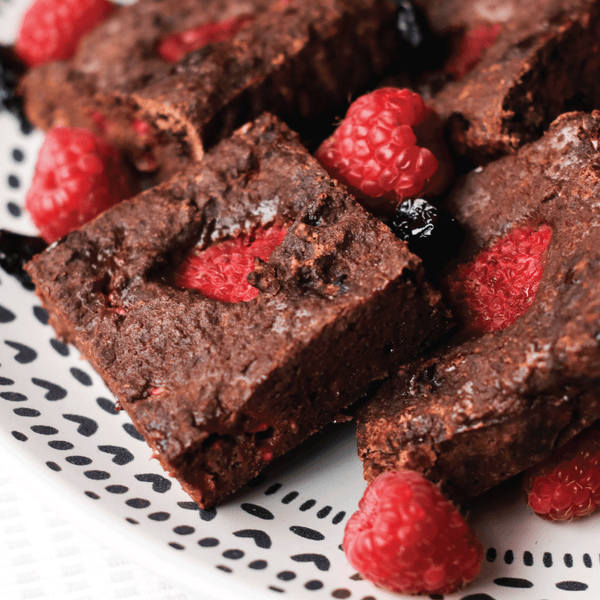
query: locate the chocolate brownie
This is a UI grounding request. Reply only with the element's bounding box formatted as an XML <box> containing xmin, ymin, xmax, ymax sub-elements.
<box><xmin>356</xmin><ymin>111</ymin><xmax>600</xmax><ymax>502</ymax></box>
<box><xmin>26</xmin><ymin>113</ymin><xmax>450</xmax><ymax>508</ymax></box>
<box><xmin>20</xmin><ymin>0</ymin><xmax>399</xmax><ymax>180</ymax></box>
<box><xmin>412</xmin><ymin>0</ymin><xmax>600</xmax><ymax>164</ymax></box>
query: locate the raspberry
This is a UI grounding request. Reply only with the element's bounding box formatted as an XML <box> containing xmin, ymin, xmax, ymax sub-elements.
<box><xmin>344</xmin><ymin>471</ymin><xmax>483</xmax><ymax>595</ymax></box>
<box><xmin>25</xmin><ymin>127</ymin><xmax>132</xmax><ymax>243</ymax></box>
<box><xmin>449</xmin><ymin>224</ymin><xmax>552</xmax><ymax>332</ymax></box>
<box><xmin>157</xmin><ymin>14</ymin><xmax>255</xmax><ymax>63</ymax></box>
<box><xmin>316</xmin><ymin>88</ymin><xmax>447</xmax><ymax>214</ymax></box>
<box><xmin>15</xmin><ymin>0</ymin><xmax>115</xmax><ymax>67</ymax></box>
<box><xmin>445</xmin><ymin>23</ymin><xmax>502</xmax><ymax>79</ymax></box>
<box><xmin>523</xmin><ymin>426</ymin><xmax>600</xmax><ymax>521</ymax></box>
<box><xmin>176</xmin><ymin>225</ymin><xmax>287</xmax><ymax>303</ymax></box>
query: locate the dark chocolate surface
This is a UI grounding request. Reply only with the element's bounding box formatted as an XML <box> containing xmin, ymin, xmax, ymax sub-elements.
<box><xmin>357</xmin><ymin>111</ymin><xmax>600</xmax><ymax>501</ymax></box>
<box><xmin>27</xmin><ymin>114</ymin><xmax>449</xmax><ymax>507</ymax></box>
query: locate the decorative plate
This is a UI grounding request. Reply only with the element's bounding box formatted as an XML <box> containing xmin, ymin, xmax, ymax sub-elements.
<box><xmin>0</xmin><ymin>2</ymin><xmax>599</xmax><ymax>598</ymax></box>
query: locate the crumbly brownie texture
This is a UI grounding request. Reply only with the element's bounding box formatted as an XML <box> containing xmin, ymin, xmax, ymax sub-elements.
<box><xmin>26</xmin><ymin>114</ymin><xmax>450</xmax><ymax>508</ymax></box>
<box><xmin>415</xmin><ymin>0</ymin><xmax>600</xmax><ymax>164</ymax></box>
<box><xmin>20</xmin><ymin>0</ymin><xmax>398</xmax><ymax>180</ymax></box>
<box><xmin>356</xmin><ymin>111</ymin><xmax>600</xmax><ymax>502</ymax></box>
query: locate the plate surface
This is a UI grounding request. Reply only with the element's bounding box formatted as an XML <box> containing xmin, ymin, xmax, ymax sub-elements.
<box><xmin>1</xmin><ymin>2</ymin><xmax>599</xmax><ymax>598</ymax></box>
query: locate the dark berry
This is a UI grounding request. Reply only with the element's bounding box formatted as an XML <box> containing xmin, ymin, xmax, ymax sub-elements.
<box><xmin>393</xmin><ymin>0</ymin><xmax>425</xmax><ymax>49</ymax></box>
<box><xmin>0</xmin><ymin>46</ymin><xmax>32</xmax><ymax>134</ymax></box>
<box><xmin>389</xmin><ymin>198</ymin><xmax>462</xmax><ymax>275</ymax></box>
<box><xmin>0</xmin><ymin>230</ymin><xmax>47</xmax><ymax>291</ymax></box>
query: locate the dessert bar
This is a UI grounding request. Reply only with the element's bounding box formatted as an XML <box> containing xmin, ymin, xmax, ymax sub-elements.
<box><xmin>416</xmin><ymin>0</ymin><xmax>600</xmax><ymax>164</ymax></box>
<box><xmin>20</xmin><ymin>0</ymin><xmax>398</xmax><ymax>180</ymax></box>
<box><xmin>357</xmin><ymin>110</ymin><xmax>600</xmax><ymax>502</ymax></box>
<box><xmin>26</xmin><ymin>113</ymin><xmax>450</xmax><ymax>507</ymax></box>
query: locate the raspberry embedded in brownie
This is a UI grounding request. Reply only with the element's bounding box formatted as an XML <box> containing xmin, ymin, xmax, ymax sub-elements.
<box><xmin>26</xmin><ymin>113</ymin><xmax>451</xmax><ymax>508</ymax></box>
<box><xmin>356</xmin><ymin>111</ymin><xmax>600</xmax><ymax>502</ymax></box>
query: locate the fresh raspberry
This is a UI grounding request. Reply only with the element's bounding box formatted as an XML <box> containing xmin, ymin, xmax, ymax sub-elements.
<box><xmin>445</xmin><ymin>23</ymin><xmax>502</xmax><ymax>79</ymax></box>
<box><xmin>316</xmin><ymin>88</ymin><xmax>449</xmax><ymax>214</ymax></box>
<box><xmin>15</xmin><ymin>0</ymin><xmax>115</xmax><ymax>67</ymax></box>
<box><xmin>523</xmin><ymin>426</ymin><xmax>600</xmax><ymax>521</ymax></box>
<box><xmin>157</xmin><ymin>14</ymin><xmax>255</xmax><ymax>63</ymax></box>
<box><xmin>449</xmin><ymin>224</ymin><xmax>552</xmax><ymax>332</ymax></box>
<box><xmin>25</xmin><ymin>127</ymin><xmax>132</xmax><ymax>243</ymax></box>
<box><xmin>176</xmin><ymin>225</ymin><xmax>287</xmax><ymax>303</ymax></box>
<box><xmin>344</xmin><ymin>471</ymin><xmax>483</xmax><ymax>595</ymax></box>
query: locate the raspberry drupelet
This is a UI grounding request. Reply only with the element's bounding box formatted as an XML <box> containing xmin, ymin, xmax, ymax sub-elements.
<box><xmin>344</xmin><ymin>470</ymin><xmax>483</xmax><ymax>595</ymax></box>
<box><xmin>15</xmin><ymin>0</ymin><xmax>115</xmax><ymax>67</ymax></box>
<box><xmin>25</xmin><ymin>127</ymin><xmax>133</xmax><ymax>243</ymax></box>
<box><xmin>316</xmin><ymin>88</ymin><xmax>450</xmax><ymax>214</ymax></box>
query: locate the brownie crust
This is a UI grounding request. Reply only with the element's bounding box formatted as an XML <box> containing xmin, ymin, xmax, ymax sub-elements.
<box><xmin>27</xmin><ymin>114</ymin><xmax>450</xmax><ymax>507</ymax></box>
<box><xmin>357</xmin><ymin>111</ymin><xmax>600</xmax><ymax>501</ymax></box>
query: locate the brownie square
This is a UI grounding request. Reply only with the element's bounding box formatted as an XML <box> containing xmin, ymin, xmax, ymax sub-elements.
<box><xmin>21</xmin><ymin>0</ymin><xmax>398</xmax><ymax>180</ymax></box>
<box><xmin>356</xmin><ymin>111</ymin><xmax>600</xmax><ymax>502</ymax></box>
<box><xmin>27</xmin><ymin>114</ymin><xmax>449</xmax><ymax>507</ymax></box>
<box><xmin>413</xmin><ymin>0</ymin><xmax>600</xmax><ymax>164</ymax></box>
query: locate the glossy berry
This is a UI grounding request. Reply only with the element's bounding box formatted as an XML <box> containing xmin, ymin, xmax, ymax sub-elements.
<box><xmin>523</xmin><ymin>426</ymin><xmax>600</xmax><ymax>521</ymax></box>
<box><xmin>15</xmin><ymin>0</ymin><xmax>115</xmax><ymax>67</ymax></box>
<box><xmin>445</xmin><ymin>23</ymin><xmax>502</xmax><ymax>79</ymax></box>
<box><xmin>25</xmin><ymin>127</ymin><xmax>132</xmax><ymax>243</ymax></box>
<box><xmin>449</xmin><ymin>224</ymin><xmax>552</xmax><ymax>332</ymax></box>
<box><xmin>316</xmin><ymin>88</ymin><xmax>444</xmax><ymax>214</ymax></box>
<box><xmin>0</xmin><ymin>230</ymin><xmax>47</xmax><ymax>291</ymax></box>
<box><xmin>344</xmin><ymin>471</ymin><xmax>483</xmax><ymax>595</ymax></box>
<box><xmin>177</xmin><ymin>225</ymin><xmax>287</xmax><ymax>303</ymax></box>
<box><xmin>0</xmin><ymin>46</ymin><xmax>31</xmax><ymax>133</ymax></box>
<box><xmin>158</xmin><ymin>14</ymin><xmax>254</xmax><ymax>63</ymax></box>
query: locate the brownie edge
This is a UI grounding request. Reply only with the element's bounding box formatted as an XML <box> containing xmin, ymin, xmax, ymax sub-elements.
<box><xmin>26</xmin><ymin>114</ymin><xmax>450</xmax><ymax>508</ymax></box>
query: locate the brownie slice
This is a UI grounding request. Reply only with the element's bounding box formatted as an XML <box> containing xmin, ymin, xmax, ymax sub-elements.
<box><xmin>20</xmin><ymin>0</ymin><xmax>398</xmax><ymax>180</ymax></box>
<box><xmin>412</xmin><ymin>0</ymin><xmax>600</xmax><ymax>164</ymax></box>
<box><xmin>356</xmin><ymin>111</ymin><xmax>600</xmax><ymax>502</ymax></box>
<box><xmin>26</xmin><ymin>113</ymin><xmax>450</xmax><ymax>508</ymax></box>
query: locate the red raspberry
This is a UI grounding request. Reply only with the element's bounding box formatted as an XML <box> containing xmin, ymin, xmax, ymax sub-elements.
<box><xmin>25</xmin><ymin>127</ymin><xmax>132</xmax><ymax>243</ymax></box>
<box><xmin>15</xmin><ymin>0</ymin><xmax>115</xmax><ymax>67</ymax></box>
<box><xmin>344</xmin><ymin>471</ymin><xmax>483</xmax><ymax>595</ymax></box>
<box><xmin>449</xmin><ymin>224</ymin><xmax>552</xmax><ymax>332</ymax></box>
<box><xmin>176</xmin><ymin>225</ymin><xmax>287</xmax><ymax>303</ymax></box>
<box><xmin>445</xmin><ymin>23</ymin><xmax>502</xmax><ymax>80</ymax></box>
<box><xmin>523</xmin><ymin>426</ymin><xmax>600</xmax><ymax>521</ymax></box>
<box><xmin>316</xmin><ymin>88</ymin><xmax>448</xmax><ymax>214</ymax></box>
<box><xmin>157</xmin><ymin>14</ymin><xmax>255</xmax><ymax>63</ymax></box>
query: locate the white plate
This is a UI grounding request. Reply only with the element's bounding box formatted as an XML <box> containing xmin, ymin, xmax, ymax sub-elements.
<box><xmin>1</xmin><ymin>3</ymin><xmax>599</xmax><ymax>598</ymax></box>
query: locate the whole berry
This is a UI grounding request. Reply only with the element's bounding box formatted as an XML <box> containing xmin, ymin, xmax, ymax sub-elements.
<box><xmin>25</xmin><ymin>127</ymin><xmax>132</xmax><ymax>243</ymax></box>
<box><xmin>15</xmin><ymin>0</ymin><xmax>115</xmax><ymax>67</ymax></box>
<box><xmin>523</xmin><ymin>426</ymin><xmax>600</xmax><ymax>521</ymax></box>
<box><xmin>158</xmin><ymin>14</ymin><xmax>255</xmax><ymax>63</ymax></box>
<box><xmin>448</xmin><ymin>224</ymin><xmax>552</xmax><ymax>332</ymax></box>
<box><xmin>316</xmin><ymin>88</ymin><xmax>450</xmax><ymax>214</ymax></box>
<box><xmin>0</xmin><ymin>230</ymin><xmax>47</xmax><ymax>291</ymax></box>
<box><xmin>177</xmin><ymin>225</ymin><xmax>287</xmax><ymax>303</ymax></box>
<box><xmin>344</xmin><ymin>471</ymin><xmax>483</xmax><ymax>595</ymax></box>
